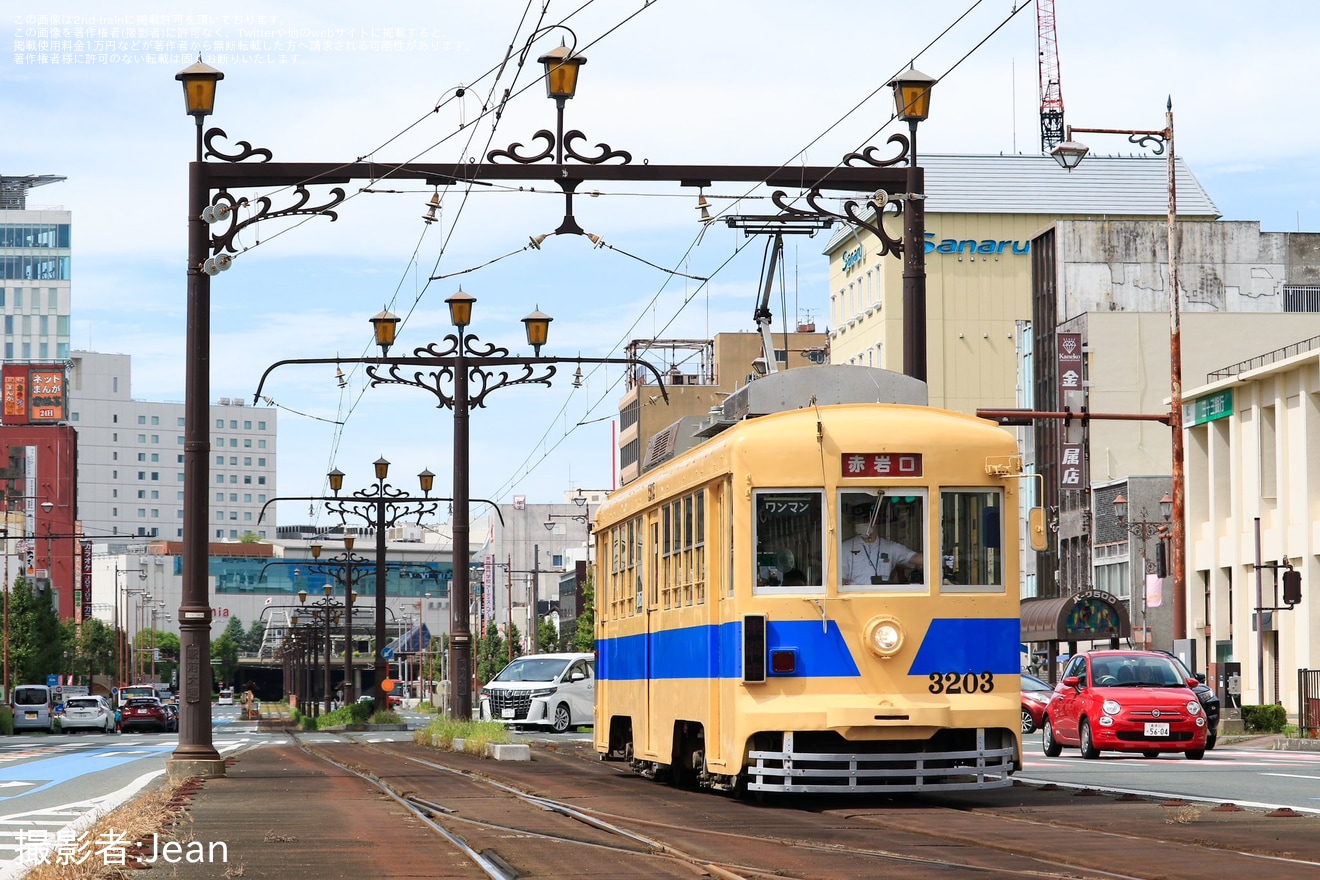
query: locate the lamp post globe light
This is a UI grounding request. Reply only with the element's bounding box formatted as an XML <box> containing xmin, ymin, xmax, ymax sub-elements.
<box><xmin>1052</xmin><ymin>100</ymin><xmax>1186</xmax><ymax>642</ymax></box>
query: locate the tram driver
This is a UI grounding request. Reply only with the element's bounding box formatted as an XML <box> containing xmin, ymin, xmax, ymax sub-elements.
<box><xmin>841</xmin><ymin>507</ymin><xmax>922</xmax><ymax>585</ymax></box>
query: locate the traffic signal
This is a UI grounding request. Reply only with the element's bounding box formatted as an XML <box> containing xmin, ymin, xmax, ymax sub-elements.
<box><xmin>1283</xmin><ymin>568</ymin><xmax>1302</xmax><ymax>606</ymax></box>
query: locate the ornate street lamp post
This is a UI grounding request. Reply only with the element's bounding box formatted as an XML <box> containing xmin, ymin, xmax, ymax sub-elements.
<box><xmin>306</xmin><ymin>537</ymin><xmax>366</xmax><ymax>704</ymax></box>
<box><xmin>887</xmin><ymin>66</ymin><xmax>936</xmax><ymax>381</ymax></box>
<box><xmin>297</xmin><ymin>584</ymin><xmax>343</xmax><ymax>715</ymax></box>
<box><xmin>1053</xmin><ymin>100</ymin><xmax>1186</xmax><ymax>641</ymax></box>
<box><xmin>257</xmin><ymin>462</ymin><xmax>439</xmax><ymax>714</ymax></box>
<box><xmin>1113</xmin><ymin>493</ymin><xmax>1172</xmax><ymax>648</ymax></box>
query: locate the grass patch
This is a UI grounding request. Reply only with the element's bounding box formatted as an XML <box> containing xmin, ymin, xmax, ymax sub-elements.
<box><xmin>413</xmin><ymin>717</ymin><xmax>513</xmax><ymax>756</ymax></box>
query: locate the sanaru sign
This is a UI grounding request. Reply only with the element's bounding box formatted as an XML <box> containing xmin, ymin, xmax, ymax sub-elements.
<box><xmin>925</xmin><ymin>232</ymin><xmax>1030</xmax><ymax>256</ymax></box>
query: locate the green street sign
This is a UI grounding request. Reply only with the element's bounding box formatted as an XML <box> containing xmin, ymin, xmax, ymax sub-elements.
<box><xmin>1185</xmin><ymin>389</ymin><xmax>1233</xmax><ymax>427</ymax></box>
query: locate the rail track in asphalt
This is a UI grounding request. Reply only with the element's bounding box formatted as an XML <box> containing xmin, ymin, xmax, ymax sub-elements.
<box><xmin>286</xmin><ymin>730</ymin><xmax>1320</xmax><ymax>880</ymax></box>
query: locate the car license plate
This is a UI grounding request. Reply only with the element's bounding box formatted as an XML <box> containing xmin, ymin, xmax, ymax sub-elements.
<box><xmin>24</xmin><ymin>712</ymin><xmax>36</xmax><ymax>719</ymax></box>
<box><xmin>1144</xmin><ymin>722</ymin><xmax>1170</xmax><ymax>737</ymax></box>
<box><xmin>501</xmin><ymin>708</ymin><xmax>515</xmax><ymax>719</ymax></box>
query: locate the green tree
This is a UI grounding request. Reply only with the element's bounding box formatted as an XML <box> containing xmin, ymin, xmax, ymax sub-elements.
<box><xmin>572</xmin><ymin>572</ymin><xmax>595</xmax><ymax>654</ymax></box>
<box><xmin>475</xmin><ymin>620</ymin><xmax>506</xmax><ymax>686</ymax></box>
<box><xmin>10</xmin><ymin>578</ymin><xmax>66</xmax><ymax>685</ymax></box>
<box><xmin>134</xmin><ymin>628</ymin><xmax>180</xmax><ymax>686</ymax></box>
<box><xmin>67</xmin><ymin>618</ymin><xmax>116</xmax><ymax>680</ymax></box>
<box><xmin>211</xmin><ymin>615</ymin><xmax>244</xmax><ymax>690</ymax></box>
<box><xmin>537</xmin><ymin>617</ymin><xmax>557</xmax><ymax>653</ymax></box>
<box><xmin>242</xmin><ymin>618</ymin><xmax>266</xmax><ymax>656</ymax></box>
<box><xmin>239</xmin><ymin>532</ymin><xmax>261</xmax><ymax>544</ymax></box>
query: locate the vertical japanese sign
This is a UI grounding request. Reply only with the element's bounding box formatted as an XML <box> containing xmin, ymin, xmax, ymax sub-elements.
<box><xmin>1057</xmin><ymin>332</ymin><xmax>1086</xmax><ymax>455</ymax></box>
<box><xmin>2</xmin><ymin>370</ymin><xmax>26</xmax><ymax>421</ymax></box>
<box><xmin>482</xmin><ymin>553</ymin><xmax>494</xmax><ymax>625</ymax></box>
<box><xmin>80</xmin><ymin>539</ymin><xmax>93</xmax><ymax>622</ymax></box>
<box><xmin>1056</xmin><ymin>333</ymin><xmax>1084</xmax><ymax>405</ymax></box>
<box><xmin>1059</xmin><ymin>442</ymin><xmax>1085</xmax><ymax>490</ymax></box>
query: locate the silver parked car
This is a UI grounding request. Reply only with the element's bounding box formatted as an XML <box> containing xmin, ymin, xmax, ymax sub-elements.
<box><xmin>479</xmin><ymin>653</ymin><xmax>595</xmax><ymax>733</ymax></box>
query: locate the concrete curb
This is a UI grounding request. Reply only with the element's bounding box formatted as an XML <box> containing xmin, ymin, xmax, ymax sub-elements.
<box><xmin>450</xmin><ymin>737</ymin><xmax>532</xmax><ymax>761</ymax></box>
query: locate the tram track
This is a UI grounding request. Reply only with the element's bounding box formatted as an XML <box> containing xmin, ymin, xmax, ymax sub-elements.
<box><xmin>283</xmin><ymin>730</ymin><xmax>1320</xmax><ymax>879</ymax></box>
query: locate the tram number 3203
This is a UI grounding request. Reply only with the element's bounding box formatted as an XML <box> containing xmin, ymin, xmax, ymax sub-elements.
<box><xmin>927</xmin><ymin>672</ymin><xmax>996</xmax><ymax>694</ymax></box>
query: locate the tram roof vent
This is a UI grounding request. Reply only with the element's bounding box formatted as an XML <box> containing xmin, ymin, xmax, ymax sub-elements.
<box><xmin>699</xmin><ymin>365</ymin><xmax>927</xmax><ymax>437</ymax></box>
<box><xmin>642</xmin><ymin>416</ymin><xmax>707</xmax><ymax>473</ymax></box>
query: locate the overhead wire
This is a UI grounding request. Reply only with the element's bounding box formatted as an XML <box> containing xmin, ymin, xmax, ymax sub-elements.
<box><xmin>487</xmin><ymin>0</ymin><xmax>1032</xmax><ymax>499</ymax></box>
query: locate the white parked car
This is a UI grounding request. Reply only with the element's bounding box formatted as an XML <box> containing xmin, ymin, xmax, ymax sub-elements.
<box><xmin>479</xmin><ymin>653</ymin><xmax>595</xmax><ymax>733</ymax></box>
<box><xmin>62</xmin><ymin>696</ymin><xmax>118</xmax><ymax>734</ymax></box>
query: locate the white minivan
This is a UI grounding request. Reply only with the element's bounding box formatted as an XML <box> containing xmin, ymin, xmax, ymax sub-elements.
<box><xmin>10</xmin><ymin>684</ymin><xmax>55</xmax><ymax>734</ymax></box>
<box><xmin>479</xmin><ymin>653</ymin><xmax>595</xmax><ymax>733</ymax></box>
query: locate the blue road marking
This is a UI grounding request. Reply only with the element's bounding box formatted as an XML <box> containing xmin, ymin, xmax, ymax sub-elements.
<box><xmin>0</xmin><ymin>745</ymin><xmax>174</xmax><ymax>802</ymax></box>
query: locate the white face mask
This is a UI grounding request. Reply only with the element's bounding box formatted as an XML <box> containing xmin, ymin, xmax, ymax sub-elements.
<box><xmin>854</xmin><ymin>523</ymin><xmax>872</xmax><ymax>539</ymax></box>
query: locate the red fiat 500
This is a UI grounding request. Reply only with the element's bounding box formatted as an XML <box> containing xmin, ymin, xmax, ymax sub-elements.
<box><xmin>1042</xmin><ymin>650</ymin><xmax>1208</xmax><ymax>760</ymax></box>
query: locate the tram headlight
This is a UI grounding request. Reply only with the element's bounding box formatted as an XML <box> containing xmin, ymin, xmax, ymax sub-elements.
<box><xmin>864</xmin><ymin>616</ymin><xmax>904</xmax><ymax>658</ymax></box>
<box><xmin>1102</xmin><ymin>700</ymin><xmax>1122</xmax><ymax>716</ymax></box>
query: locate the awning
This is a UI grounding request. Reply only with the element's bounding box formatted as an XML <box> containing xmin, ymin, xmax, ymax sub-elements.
<box><xmin>1021</xmin><ymin>591</ymin><xmax>1130</xmax><ymax>643</ymax></box>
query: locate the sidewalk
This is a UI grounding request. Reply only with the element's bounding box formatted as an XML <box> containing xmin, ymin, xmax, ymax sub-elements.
<box><xmin>150</xmin><ymin>740</ymin><xmax>477</xmax><ymax>879</ymax></box>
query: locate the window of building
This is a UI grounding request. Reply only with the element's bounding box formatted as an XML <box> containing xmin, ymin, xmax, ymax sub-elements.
<box><xmin>137</xmin><ymin>490</ymin><xmax>146</xmax><ymax>499</ymax></box>
<box><xmin>150</xmin><ymin>453</ymin><xmax>158</xmax><ymax>462</ymax></box>
<box><xmin>138</xmin><ymin>415</ymin><xmax>146</xmax><ymax>425</ymax></box>
<box><xmin>137</xmin><ymin>434</ymin><xmax>146</xmax><ymax>443</ymax></box>
<box><xmin>215</xmin><ymin>419</ymin><xmax>224</xmax><ymax>429</ymax></box>
<box><xmin>215</xmin><ymin>455</ymin><xmax>224</xmax><ymax>465</ymax></box>
<box><xmin>258</xmin><ymin>440</ymin><xmax>267</xmax><ymax>449</ymax></box>
<box><xmin>244</xmin><ymin>475</ymin><xmax>252</xmax><ymax>484</ymax></box>
<box><xmin>138</xmin><ymin>453</ymin><xmax>146</xmax><ymax>462</ymax></box>
<box><xmin>229</xmin><ymin>456</ymin><xmax>237</xmax><ymax>466</ymax></box>
<box><xmin>258</xmin><ymin>421</ymin><xmax>266</xmax><ymax>430</ymax></box>
<box><xmin>229</xmin><ymin>420</ymin><xmax>237</xmax><ymax>429</ymax></box>
<box><xmin>244</xmin><ymin>420</ymin><xmax>251</xmax><ymax>429</ymax></box>
<box><xmin>151</xmin><ymin>416</ymin><xmax>159</xmax><ymax>425</ymax></box>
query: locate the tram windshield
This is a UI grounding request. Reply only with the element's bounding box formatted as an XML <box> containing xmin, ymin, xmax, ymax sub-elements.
<box><xmin>839</xmin><ymin>490</ymin><xmax>926</xmax><ymax>589</ymax></box>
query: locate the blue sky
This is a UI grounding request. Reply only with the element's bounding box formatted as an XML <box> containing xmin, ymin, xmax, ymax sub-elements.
<box><xmin>4</xmin><ymin>2</ymin><xmax>1319</xmax><ymax>524</ymax></box>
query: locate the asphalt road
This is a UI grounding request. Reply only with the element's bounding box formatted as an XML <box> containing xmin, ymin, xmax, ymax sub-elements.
<box><xmin>2</xmin><ymin>710</ymin><xmax>1314</xmax><ymax>878</ymax></box>
<box><xmin>1018</xmin><ymin>729</ymin><xmax>1320</xmax><ymax>813</ymax></box>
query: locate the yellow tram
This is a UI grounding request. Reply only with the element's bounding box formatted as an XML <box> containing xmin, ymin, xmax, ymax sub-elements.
<box><xmin>593</xmin><ymin>367</ymin><xmax>1032</xmax><ymax>794</ymax></box>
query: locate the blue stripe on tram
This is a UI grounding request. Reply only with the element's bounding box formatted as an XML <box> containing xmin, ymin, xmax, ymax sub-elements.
<box><xmin>907</xmin><ymin>618</ymin><xmax>1021</xmax><ymax>675</ymax></box>
<box><xmin>600</xmin><ymin>617</ymin><xmax>1020</xmax><ymax>680</ymax></box>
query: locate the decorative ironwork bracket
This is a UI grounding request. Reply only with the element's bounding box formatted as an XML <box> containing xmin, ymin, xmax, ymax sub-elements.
<box><xmin>202</xmin><ymin>127</ymin><xmax>347</xmax><ymax>256</ymax></box>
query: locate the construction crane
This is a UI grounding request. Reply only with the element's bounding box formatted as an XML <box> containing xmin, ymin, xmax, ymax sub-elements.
<box><xmin>1037</xmin><ymin>0</ymin><xmax>1065</xmax><ymax>152</ymax></box>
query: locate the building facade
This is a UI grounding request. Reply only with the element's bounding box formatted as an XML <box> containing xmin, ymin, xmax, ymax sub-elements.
<box><xmin>0</xmin><ymin>176</ymin><xmax>71</xmax><ymax>365</ymax></box>
<box><xmin>67</xmin><ymin>351</ymin><xmax>278</xmax><ymax>540</ymax></box>
<box><xmin>1180</xmin><ymin>342</ymin><xmax>1320</xmax><ymax>713</ymax></box>
<box><xmin>824</xmin><ymin>154</ymin><xmax>1219</xmax><ymax>412</ymax></box>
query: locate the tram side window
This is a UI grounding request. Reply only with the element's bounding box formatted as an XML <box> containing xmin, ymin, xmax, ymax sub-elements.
<box><xmin>753</xmin><ymin>491</ymin><xmax>823</xmax><ymax>593</ymax></box>
<box><xmin>938</xmin><ymin>489</ymin><xmax>1004</xmax><ymax>592</ymax></box>
<box><xmin>661</xmin><ymin>491</ymin><xmax>707</xmax><ymax>608</ymax></box>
